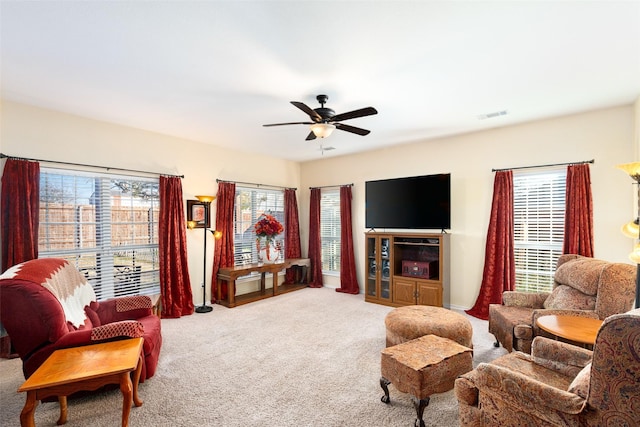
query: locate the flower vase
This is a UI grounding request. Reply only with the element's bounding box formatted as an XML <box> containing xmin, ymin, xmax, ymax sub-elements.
<box><xmin>258</xmin><ymin>239</ymin><xmax>281</xmax><ymax>264</ymax></box>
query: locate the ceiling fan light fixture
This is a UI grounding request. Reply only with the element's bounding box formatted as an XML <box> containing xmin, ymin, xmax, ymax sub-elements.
<box><xmin>310</xmin><ymin>123</ymin><xmax>336</xmax><ymax>138</ymax></box>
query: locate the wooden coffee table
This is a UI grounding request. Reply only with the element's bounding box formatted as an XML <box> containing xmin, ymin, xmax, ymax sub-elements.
<box><xmin>18</xmin><ymin>338</ymin><xmax>144</xmax><ymax>427</ymax></box>
<box><xmin>536</xmin><ymin>314</ymin><xmax>603</xmax><ymax>346</ymax></box>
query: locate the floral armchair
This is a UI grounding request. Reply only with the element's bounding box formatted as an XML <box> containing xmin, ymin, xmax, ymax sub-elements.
<box><xmin>455</xmin><ymin>308</ymin><xmax>640</xmax><ymax>426</ymax></box>
<box><xmin>488</xmin><ymin>254</ymin><xmax>636</xmax><ymax>353</ymax></box>
<box><xmin>0</xmin><ymin>258</ymin><xmax>162</xmax><ymax>382</ymax></box>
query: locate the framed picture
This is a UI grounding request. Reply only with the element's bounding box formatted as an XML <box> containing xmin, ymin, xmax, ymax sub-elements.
<box><xmin>187</xmin><ymin>199</ymin><xmax>210</xmax><ymax>228</ymax></box>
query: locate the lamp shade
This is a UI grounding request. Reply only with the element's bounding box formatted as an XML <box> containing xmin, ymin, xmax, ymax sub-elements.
<box><xmin>622</xmin><ymin>219</ymin><xmax>640</xmax><ymax>239</ymax></box>
<box><xmin>195</xmin><ymin>195</ymin><xmax>216</xmax><ymax>203</ymax></box>
<box><xmin>187</xmin><ymin>220</ymin><xmax>197</xmax><ymax>230</ymax></box>
<box><xmin>630</xmin><ymin>244</ymin><xmax>640</xmax><ymax>264</ymax></box>
<box><xmin>617</xmin><ymin>162</ymin><xmax>640</xmax><ymax>182</ymax></box>
<box><xmin>310</xmin><ymin>123</ymin><xmax>336</xmax><ymax>138</ymax></box>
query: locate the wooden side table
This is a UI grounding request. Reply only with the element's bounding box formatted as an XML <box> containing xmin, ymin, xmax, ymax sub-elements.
<box><xmin>217</xmin><ymin>258</ymin><xmax>310</xmax><ymax>307</ymax></box>
<box><xmin>536</xmin><ymin>315</ymin><xmax>603</xmax><ymax>346</ymax></box>
<box><xmin>18</xmin><ymin>338</ymin><xmax>144</xmax><ymax>427</ymax></box>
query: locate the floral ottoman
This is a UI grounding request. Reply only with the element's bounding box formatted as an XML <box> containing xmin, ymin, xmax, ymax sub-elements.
<box><xmin>381</xmin><ymin>334</ymin><xmax>473</xmax><ymax>427</ymax></box>
<box><xmin>385</xmin><ymin>305</ymin><xmax>473</xmax><ymax>348</ymax></box>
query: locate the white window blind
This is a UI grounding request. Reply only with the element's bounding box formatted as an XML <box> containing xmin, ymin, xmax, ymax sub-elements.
<box><xmin>39</xmin><ymin>168</ymin><xmax>160</xmax><ymax>301</ymax></box>
<box><xmin>320</xmin><ymin>189</ymin><xmax>341</xmax><ymax>273</ymax></box>
<box><xmin>233</xmin><ymin>186</ymin><xmax>285</xmax><ymax>266</ymax></box>
<box><xmin>513</xmin><ymin>169</ymin><xmax>566</xmax><ymax>293</ymax></box>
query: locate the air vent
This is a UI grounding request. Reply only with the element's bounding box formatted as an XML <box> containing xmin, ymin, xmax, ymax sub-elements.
<box><xmin>477</xmin><ymin>110</ymin><xmax>508</xmax><ymax>120</ymax></box>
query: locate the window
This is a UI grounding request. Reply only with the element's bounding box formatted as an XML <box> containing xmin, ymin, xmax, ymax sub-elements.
<box><xmin>39</xmin><ymin>168</ymin><xmax>160</xmax><ymax>301</ymax></box>
<box><xmin>513</xmin><ymin>169</ymin><xmax>566</xmax><ymax>293</ymax></box>
<box><xmin>233</xmin><ymin>186</ymin><xmax>285</xmax><ymax>266</ymax></box>
<box><xmin>320</xmin><ymin>189</ymin><xmax>340</xmax><ymax>273</ymax></box>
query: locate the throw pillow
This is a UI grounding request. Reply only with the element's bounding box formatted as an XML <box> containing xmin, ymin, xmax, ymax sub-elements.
<box><xmin>90</xmin><ymin>320</ymin><xmax>144</xmax><ymax>341</ymax></box>
<box><xmin>543</xmin><ymin>285</ymin><xmax>596</xmax><ymax>310</ymax></box>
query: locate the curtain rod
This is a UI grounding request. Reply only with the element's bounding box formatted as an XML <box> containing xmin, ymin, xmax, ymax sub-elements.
<box><xmin>309</xmin><ymin>183</ymin><xmax>354</xmax><ymax>190</ymax></box>
<box><xmin>492</xmin><ymin>159</ymin><xmax>594</xmax><ymax>172</ymax></box>
<box><xmin>216</xmin><ymin>178</ymin><xmax>296</xmax><ymax>191</ymax></box>
<box><xmin>0</xmin><ymin>153</ymin><xmax>184</xmax><ymax>178</ymax></box>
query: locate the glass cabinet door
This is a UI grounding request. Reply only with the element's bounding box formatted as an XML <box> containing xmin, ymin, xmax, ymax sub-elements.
<box><xmin>366</xmin><ymin>237</ymin><xmax>377</xmax><ymax>297</ymax></box>
<box><xmin>380</xmin><ymin>237</ymin><xmax>390</xmax><ymax>300</ymax></box>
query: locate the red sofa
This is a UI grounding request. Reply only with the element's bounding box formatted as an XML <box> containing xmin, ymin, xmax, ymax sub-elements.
<box><xmin>0</xmin><ymin>258</ymin><xmax>162</xmax><ymax>382</ymax></box>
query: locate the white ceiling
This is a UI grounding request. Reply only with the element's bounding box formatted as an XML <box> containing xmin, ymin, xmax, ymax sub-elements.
<box><xmin>2</xmin><ymin>1</ymin><xmax>640</xmax><ymax>162</ymax></box>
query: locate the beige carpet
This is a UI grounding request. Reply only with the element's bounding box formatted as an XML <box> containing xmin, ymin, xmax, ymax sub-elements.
<box><xmin>0</xmin><ymin>287</ymin><xmax>506</xmax><ymax>426</ymax></box>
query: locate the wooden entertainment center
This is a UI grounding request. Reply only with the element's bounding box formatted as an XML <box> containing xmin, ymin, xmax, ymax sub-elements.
<box><xmin>365</xmin><ymin>232</ymin><xmax>450</xmax><ymax>307</ymax></box>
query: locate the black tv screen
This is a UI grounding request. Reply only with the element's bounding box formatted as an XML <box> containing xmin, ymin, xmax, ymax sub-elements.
<box><xmin>365</xmin><ymin>174</ymin><xmax>451</xmax><ymax>230</ymax></box>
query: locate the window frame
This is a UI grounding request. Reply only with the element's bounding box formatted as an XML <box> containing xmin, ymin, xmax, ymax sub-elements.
<box><xmin>320</xmin><ymin>188</ymin><xmax>341</xmax><ymax>274</ymax></box>
<box><xmin>232</xmin><ymin>186</ymin><xmax>286</xmax><ymax>268</ymax></box>
<box><xmin>38</xmin><ymin>167</ymin><xmax>160</xmax><ymax>301</ymax></box>
<box><xmin>513</xmin><ymin>168</ymin><xmax>567</xmax><ymax>293</ymax></box>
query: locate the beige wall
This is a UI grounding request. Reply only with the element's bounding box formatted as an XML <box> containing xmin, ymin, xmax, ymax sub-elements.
<box><xmin>0</xmin><ymin>100</ymin><xmax>301</xmax><ymax>304</ymax></box>
<box><xmin>1</xmin><ymin>100</ymin><xmax>637</xmax><ymax>309</ymax></box>
<box><xmin>301</xmin><ymin>105</ymin><xmax>636</xmax><ymax>309</ymax></box>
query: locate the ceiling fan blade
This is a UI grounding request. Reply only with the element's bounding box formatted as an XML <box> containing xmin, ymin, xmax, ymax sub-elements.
<box><xmin>263</xmin><ymin>121</ymin><xmax>313</xmax><ymax>127</ymax></box>
<box><xmin>305</xmin><ymin>131</ymin><xmax>317</xmax><ymax>141</ymax></box>
<box><xmin>330</xmin><ymin>107</ymin><xmax>378</xmax><ymax>122</ymax></box>
<box><xmin>335</xmin><ymin>123</ymin><xmax>371</xmax><ymax>136</ymax></box>
<box><xmin>291</xmin><ymin>101</ymin><xmax>322</xmax><ymax>122</ymax></box>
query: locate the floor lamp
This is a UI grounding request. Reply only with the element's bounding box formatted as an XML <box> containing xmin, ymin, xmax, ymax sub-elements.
<box><xmin>188</xmin><ymin>195</ymin><xmax>222</xmax><ymax>314</ymax></box>
<box><xmin>617</xmin><ymin>162</ymin><xmax>640</xmax><ymax>309</ymax></box>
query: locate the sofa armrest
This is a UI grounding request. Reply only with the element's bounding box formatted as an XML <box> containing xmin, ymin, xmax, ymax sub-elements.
<box><xmin>53</xmin><ymin>329</ymin><xmax>93</xmax><ymax>348</ymax></box>
<box><xmin>475</xmin><ymin>362</ymin><xmax>586</xmax><ymax>415</ymax></box>
<box><xmin>530</xmin><ymin>336</ymin><xmax>592</xmax><ymax>377</ymax></box>
<box><xmin>503</xmin><ymin>291</ymin><xmax>550</xmax><ymax>308</ymax></box>
<box><xmin>455</xmin><ymin>372</ymin><xmax>479</xmax><ymax>406</ymax></box>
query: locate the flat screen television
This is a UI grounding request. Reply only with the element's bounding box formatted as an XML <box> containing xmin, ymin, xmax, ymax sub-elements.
<box><xmin>365</xmin><ymin>173</ymin><xmax>450</xmax><ymax>230</ymax></box>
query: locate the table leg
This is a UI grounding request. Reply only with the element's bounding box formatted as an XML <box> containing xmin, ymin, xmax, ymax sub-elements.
<box><xmin>229</xmin><ymin>279</ymin><xmax>236</xmax><ymax>307</ymax></box>
<box><xmin>20</xmin><ymin>391</ymin><xmax>37</xmax><ymax>427</ymax></box>
<box><xmin>56</xmin><ymin>395</ymin><xmax>68</xmax><ymax>425</ymax></box>
<box><xmin>119</xmin><ymin>372</ymin><xmax>133</xmax><ymax>427</ymax></box>
<box><xmin>132</xmin><ymin>354</ymin><xmax>144</xmax><ymax>407</ymax></box>
<box><xmin>272</xmin><ymin>272</ymin><xmax>278</xmax><ymax>296</ymax></box>
<box><xmin>380</xmin><ymin>377</ymin><xmax>391</xmax><ymax>403</ymax></box>
<box><xmin>411</xmin><ymin>395</ymin><xmax>429</xmax><ymax>427</ymax></box>
<box><xmin>260</xmin><ymin>272</ymin><xmax>267</xmax><ymax>295</ymax></box>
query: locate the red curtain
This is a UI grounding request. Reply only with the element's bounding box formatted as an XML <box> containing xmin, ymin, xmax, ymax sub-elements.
<box><xmin>307</xmin><ymin>188</ymin><xmax>323</xmax><ymax>288</ymax></box>
<box><xmin>466</xmin><ymin>170</ymin><xmax>515</xmax><ymax>320</ymax></box>
<box><xmin>211</xmin><ymin>182</ymin><xmax>236</xmax><ymax>302</ymax></box>
<box><xmin>158</xmin><ymin>176</ymin><xmax>194</xmax><ymax>318</ymax></box>
<box><xmin>336</xmin><ymin>186</ymin><xmax>359</xmax><ymax>294</ymax></box>
<box><xmin>284</xmin><ymin>188</ymin><xmax>302</xmax><ymax>284</ymax></box>
<box><xmin>1</xmin><ymin>158</ymin><xmax>40</xmax><ymax>272</ymax></box>
<box><xmin>563</xmin><ymin>164</ymin><xmax>594</xmax><ymax>257</ymax></box>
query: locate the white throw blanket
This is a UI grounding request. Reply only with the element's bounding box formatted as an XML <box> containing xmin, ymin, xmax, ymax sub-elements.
<box><xmin>1</xmin><ymin>258</ymin><xmax>96</xmax><ymax>328</ymax></box>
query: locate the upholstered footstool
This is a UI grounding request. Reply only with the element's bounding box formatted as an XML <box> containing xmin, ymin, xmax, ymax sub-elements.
<box><xmin>385</xmin><ymin>305</ymin><xmax>473</xmax><ymax>348</ymax></box>
<box><xmin>380</xmin><ymin>334</ymin><xmax>473</xmax><ymax>427</ymax></box>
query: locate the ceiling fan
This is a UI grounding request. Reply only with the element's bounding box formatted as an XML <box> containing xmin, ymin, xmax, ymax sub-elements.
<box><xmin>263</xmin><ymin>94</ymin><xmax>378</xmax><ymax>141</ymax></box>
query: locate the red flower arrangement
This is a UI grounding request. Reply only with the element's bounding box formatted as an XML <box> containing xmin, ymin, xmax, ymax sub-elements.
<box><xmin>254</xmin><ymin>213</ymin><xmax>284</xmax><ymax>262</ymax></box>
<box><xmin>254</xmin><ymin>213</ymin><xmax>284</xmax><ymax>241</ymax></box>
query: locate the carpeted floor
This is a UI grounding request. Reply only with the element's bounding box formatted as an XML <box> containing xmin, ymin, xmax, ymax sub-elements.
<box><xmin>0</xmin><ymin>287</ymin><xmax>506</xmax><ymax>426</ymax></box>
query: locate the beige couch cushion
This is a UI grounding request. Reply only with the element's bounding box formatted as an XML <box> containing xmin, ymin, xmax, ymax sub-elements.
<box><xmin>543</xmin><ymin>285</ymin><xmax>597</xmax><ymax>310</ymax></box>
<box><xmin>553</xmin><ymin>257</ymin><xmax>608</xmax><ymax>296</ymax></box>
